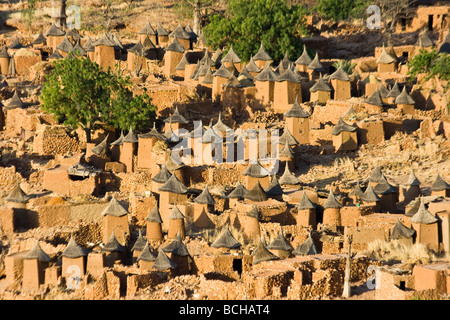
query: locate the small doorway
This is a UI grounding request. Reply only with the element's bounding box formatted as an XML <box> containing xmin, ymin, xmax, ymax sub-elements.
<box><xmin>428</xmin><ymin>15</ymin><xmax>434</xmax><ymax>31</ymax></box>
<box><xmin>232</xmin><ymin>258</ymin><xmax>243</xmax><ymax>277</ymax></box>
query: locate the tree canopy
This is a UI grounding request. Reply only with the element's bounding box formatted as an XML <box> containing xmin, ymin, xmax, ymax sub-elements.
<box><xmin>407</xmin><ymin>48</ymin><xmax>450</xmax><ymax>84</ymax></box>
<box><xmin>314</xmin><ymin>0</ymin><xmax>368</xmax><ymax>21</ymax></box>
<box><xmin>40</xmin><ymin>54</ymin><xmax>157</xmax><ymax>139</ymax></box>
<box><xmin>203</xmin><ymin>0</ymin><xmax>309</xmax><ymax>63</ymax></box>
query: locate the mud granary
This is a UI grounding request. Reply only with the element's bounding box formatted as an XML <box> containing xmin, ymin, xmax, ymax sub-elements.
<box><xmin>0</xmin><ymin>0</ymin><xmax>449</xmax><ymax>300</ymax></box>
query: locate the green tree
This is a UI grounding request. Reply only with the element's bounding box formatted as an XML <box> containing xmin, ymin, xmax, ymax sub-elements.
<box><xmin>314</xmin><ymin>0</ymin><xmax>368</xmax><ymax>21</ymax></box>
<box><xmin>407</xmin><ymin>48</ymin><xmax>449</xmax><ymax>83</ymax></box>
<box><xmin>40</xmin><ymin>54</ymin><xmax>157</xmax><ymax>141</ymax></box>
<box><xmin>203</xmin><ymin>0</ymin><xmax>308</xmax><ymax>63</ymax></box>
<box><xmin>332</xmin><ymin>59</ymin><xmax>357</xmax><ymax>74</ymax></box>
<box><xmin>21</xmin><ymin>0</ymin><xmax>41</xmax><ymax>30</ymax></box>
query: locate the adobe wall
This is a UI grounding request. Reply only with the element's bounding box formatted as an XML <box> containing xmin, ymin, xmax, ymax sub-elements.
<box><xmin>33</xmin><ymin>125</ymin><xmax>82</xmax><ymax>156</ymax></box>
<box><xmin>68</xmin><ymin>201</ymin><xmax>109</xmax><ymax>223</ymax></box>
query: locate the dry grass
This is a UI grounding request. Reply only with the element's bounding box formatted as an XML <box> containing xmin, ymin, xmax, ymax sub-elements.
<box><xmin>362</xmin><ymin>239</ymin><xmax>450</xmax><ymax>264</ymax></box>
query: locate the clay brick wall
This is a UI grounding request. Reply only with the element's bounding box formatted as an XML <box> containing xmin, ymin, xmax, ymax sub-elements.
<box><xmin>0</xmin><ymin>207</ymin><xmax>14</xmax><ymax>235</ymax></box>
<box><xmin>33</xmin><ymin>125</ymin><xmax>82</xmax><ymax>156</ymax></box>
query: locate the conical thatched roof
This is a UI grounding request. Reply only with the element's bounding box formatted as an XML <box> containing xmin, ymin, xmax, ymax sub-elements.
<box><xmin>278</xmin><ymin>126</ymin><xmax>299</xmax><ymax>146</ymax></box>
<box><xmin>62</xmin><ymin>235</ymin><xmax>88</xmax><ymax>259</ymax></box>
<box><xmin>163</xmin><ymin>231</ymin><xmax>190</xmax><ymax>256</ymax></box>
<box><xmin>139</xmin><ymin>123</ymin><xmax>169</xmax><ymax>141</ymax></box>
<box><xmin>405</xmin><ymin>169</ymin><xmax>420</xmax><ymax>186</ymax></box>
<box><xmin>350</xmin><ymin>183</ymin><xmax>365</xmax><ymax>199</ymax></box>
<box><xmin>0</xmin><ymin>46</ymin><xmax>10</xmax><ymax>58</ymax></box>
<box><xmin>45</xmin><ymin>23</ymin><xmax>65</xmax><ymax>37</ymax></box>
<box><xmin>152</xmin><ymin>164</ymin><xmax>172</xmax><ymax>184</ymax></box>
<box><xmin>373</xmin><ymin>175</ymin><xmax>398</xmax><ymax>195</ymax></box>
<box><xmin>137</xmin><ymin>242</ymin><xmax>156</xmax><ymax>262</ymax></box>
<box><xmin>202</xmin><ymin>67</ymin><xmax>214</xmax><ymax>84</ymax></box>
<box><xmin>377</xmin><ymin>45</ymin><xmax>396</xmax><ymax>64</ymax></box>
<box><xmin>82</xmin><ymin>37</ymin><xmax>95</xmax><ymax>53</ymax></box>
<box><xmin>7</xmin><ymin>36</ymin><xmax>23</xmax><ymax>50</ymax></box>
<box><xmin>297</xmin><ymin>191</ymin><xmax>316</xmax><ymax>210</ymax></box>
<box><xmin>153</xmin><ymin>248</ymin><xmax>177</xmax><ymax>270</ymax></box>
<box><xmin>211</xmin><ymin>225</ymin><xmax>241</xmax><ymax>249</ymax></box>
<box><xmin>295</xmin><ymin>46</ymin><xmax>312</xmax><ymax>66</ymax></box>
<box><xmin>221</xmin><ymin>45</ymin><xmax>241</xmax><ymax>63</ymax></box>
<box><xmin>101</xmin><ymin>196</ymin><xmax>128</xmax><ymax>217</ymax></box>
<box><xmin>416</xmin><ymin>29</ymin><xmax>435</xmax><ymax>47</ymax></box>
<box><xmin>128</xmin><ymin>40</ymin><xmax>146</xmax><ymax>56</ymax></box>
<box><xmin>5</xmin><ymin>184</ymin><xmax>30</xmax><ymax>203</ymax></box>
<box><xmin>323</xmin><ymin>187</ymin><xmax>342</xmax><ymax>209</ymax></box>
<box><xmin>246</xmin><ymin>205</ymin><xmax>260</xmax><ymax>219</ymax></box>
<box><xmin>293</xmin><ymin>233</ymin><xmax>318</xmax><ymax>255</ymax></box>
<box><xmin>157</xmin><ymin>22</ymin><xmax>169</xmax><ymax>36</ymax></box>
<box><xmin>386</xmin><ymin>82</ymin><xmax>401</xmax><ymax>98</ymax></box>
<box><xmin>164</xmin><ymin>106</ymin><xmax>189</xmax><ymax>124</ymax></box>
<box><xmin>102</xmin><ymin>232</ymin><xmax>125</xmax><ymax>252</ymax></box>
<box><xmin>331</xmin><ymin>117</ymin><xmax>357</xmax><ymax>136</ymax></box>
<box><xmin>238</xmin><ymin>64</ymin><xmax>253</xmax><ymax>80</ymax></box>
<box><xmin>242</xmin><ymin>158</ymin><xmax>271</xmax><ymax>178</ymax></box>
<box><xmin>368</xmin><ymin>162</ymin><xmax>384</xmax><ymax>184</ymax></box>
<box><xmin>131</xmin><ymin>230</ymin><xmax>148</xmax><ymax>252</ymax></box>
<box><xmin>166</xmin><ymin>37</ymin><xmax>186</xmax><ymax>53</ymax></box>
<box><xmin>410</xmin><ymin>198</ymin><xmax>438</xmax><ymax>224</ymax></box>
<box><xmin>32</xmin><ymin>31</ymin><xmax>47</xmax><ymax>45</ymax></box>
<box><xmin>309</xmin><ymin>74</ymin><xmax>331</xmax><ymax>92</ymax></box>
<box><xmin>365</xmin><ymin>88</ymin><xmax>383</xmax><ymax>107</ymax></box>
<box><xmin>194</xmin><ymin>185</ymin><xmax>216</xmax><ymax>205</ymax></box>
<box><xmin>185</xmin><ymin>24</ymin><xmax>197</xmax><ymax>39</ymax></box>
<box><xmin>284</xmin><ymin>98</ymin><xmax>310</xmax><ymax>118</ymax></box>
<box><xmin>111</xmin><ymin>131</ymin><xmax>124</xmax><ymax>146</ymax></box>
<box><xmin>253</xmin><ymin>237</ymin><xmax>279</xmax><ymax>264</ymax></box>
<box><xmin>254</xmin><ymin>63</ymin><xmax>277</xmax><ymax>82</ymax></box>
<box><xmin>253</xmin><ymin>42</ymin><xmax>272</xmax><ymax>61</ymax></box>
<box><xmin>213</xmin><ymin>63</ymin><xmax>232</xmax><ymax>79</ymax></box>
<box><xmin>246</xmin><ymin>56</ymin><xmax>261</xmax><ymax>73</ymax></box>
<box><xmin>329</xmin><ymin>65</ymin><xmax>350</xmax><ymax>81</ymax></box>
<box><xmin>168</xmin><ymin>204</ymin><xmax>185</xmax><ymax>220</ymax></box>
<box><xmin>91</xmin><ymin>135</ymin><xmax>109</xmax><ymax>157</ymax></box>
<box><xmin>267</xmin><ymin>229</ymin><xmax>293</xmax><ymax>252</ymax></box>
<box><xmin>394</xmin><ymin>87</ymin><xmax>415</xmax><ymax>105</ymax></box>
<box><xmin>431</xmin><ymin>172</ymin><xmax>450</xmax><ymax>191</ymax></box>
<box><xmin>279</xmin><ymin>164</ymin><xmax>300</xmax><ymax>186</ymax></box>
<box><xmin>5</xmin><ymin>90</ymin><xmax>25</xmax><ymax>110</ymax></box>
<box><xmin>145</xmin><ymin>204</ymin><xmax>163</xmax><ymax>223</ymax></box>
<box><xmin>390</xmin><ymin>219</ymin><xmax>415</xmax><ymax>240</ymax></box>
<box><xmin>227</xmin><ymin>180</ymin><xmax>248</xmax><ymax>199</ymax></box>
<box><xmin>212</xmin><ymin>112</ymin><xmax>232</xmax><ymax>133</ymax></box>
<box><xmin>360</xmin><ymin>184</ymin><xmax>381</xmax><ymax>203</ymax></box>
<box><xmin>265</xmin><ymin>175</ymin><xmax>283</xmax><ymax>196</ymax></box>
<box><xmin>279</xmin><ymin>141</ymin><xmax>295</xmax><ymax>158</ymax></box>
<box><xmin>378</xmin><ymin>84</ymin><xmax>389</xmax><ymax>98</ymax></box>
<box><xmin>276</xmin><ymin>67</ymin><xmax>300</xmax><ymax>83</ymax></box>
<box><xmin>138</xmin><ymin>21</ymin><xmax>157</xmax><ymax>35</ymax></box>
<box><xmin>245</xmin><ymin>180</ymin><xmax>268</xmax><ymax>202</ymax></box>
<box><xmin>307</xmin><ymin>52</ymin><xmax>324</xmax><ymax>72</ymax></box>
<box><xmin>169</xmin><ymin>24</ymin><xmax>190</xmax><ymax>40</ymax></box>
<box><xmin>94</xmin><ymin>33</ymin><xmax>116</xmax><ymax>47</ymax></box>
<box><xmin>23</xmin><ymin>241</ymin><xmax>51</xmax><ymax>262</ymax></box>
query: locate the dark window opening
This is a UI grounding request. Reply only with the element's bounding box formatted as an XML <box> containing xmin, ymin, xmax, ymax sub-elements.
<box><xmin>428</xmin><ymin>15</ymin><xmax>434</xmax><ymax>30</ymax></box>
<box><xmin>233</xmin><ymin>258</ymin><xmax>243</xmax><ymax>277</ymax></box>
<box><xmin>402</xmin><ymin>52</ymin><xmax>408</xmax><ymax>59</ymax></box>
<box><xmin>401</xmin><ymin>18</ymin><xmax>406</xmax><ymax>31</ymax></box>
<box><xmin>398</xmin><ymin>281</ymin><xmax>406</xmax><ymax>290</ymax></box>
